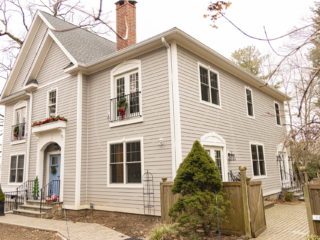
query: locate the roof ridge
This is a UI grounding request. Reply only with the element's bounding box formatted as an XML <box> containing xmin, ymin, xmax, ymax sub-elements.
<box><xmin>39</xmin><ymin>10</ymin><xmax>115</xmax><ymax>44</ymax></box>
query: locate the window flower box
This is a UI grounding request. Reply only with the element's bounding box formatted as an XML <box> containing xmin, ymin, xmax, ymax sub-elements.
<box><xmin>32</xmin><ymin>116</ymin><xmax>67</xmax><ymax>134</ymax></box>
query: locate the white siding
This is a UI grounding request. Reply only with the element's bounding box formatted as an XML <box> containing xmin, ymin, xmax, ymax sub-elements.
<box><xmin>177</xmin><ymin>46</ymin><xmax>286</xmax><ymax>195</ymax></box>
<box><xmin>85</xmin><ymin>47</ymin><xmax>172</xmax><ymax>212</ymax></box>
<box><xmin>1</xmin><ymin>101</ymin><xmax>29</xmax><ymax>191</ymax></box>
<box><xmin>36</xmin><ymin>42</ymin><xmax>70</xmax><ymax>86</ymax></box>
<box><xmin>10</xmin><ymin>22</ymin><xmax>48</xmax><ymax>94</ymax></box>
<box><xmin>27</xmin><ymin>43</ymin><xmax>77</xmax><ymax>205</ymax></box>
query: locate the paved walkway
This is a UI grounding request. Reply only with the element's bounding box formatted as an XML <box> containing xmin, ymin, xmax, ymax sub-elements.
<box><xmin>0</xmin><ymin>213</ymin><xmax>136</xmax><ymax>240</ymax></box>
<box><xmin>256</xmin><ymin>203</ymin><xmax>309</xmax><ymax>240</ymax></box>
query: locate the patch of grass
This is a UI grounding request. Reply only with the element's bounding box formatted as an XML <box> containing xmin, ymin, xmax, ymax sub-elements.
<box><xmin>148</xmin><ymin>224</ymin><xmax>179</xmax><ymax>240</ymax></box>
<box><xmin>306</xmin><ymin>235</ymin><xmax>320</xmax><ymax>240</ymax></box>
<box><xmin>284</xmin><ymin>192</ymin><xmax>293</xmax><ymax>202</ymax></box>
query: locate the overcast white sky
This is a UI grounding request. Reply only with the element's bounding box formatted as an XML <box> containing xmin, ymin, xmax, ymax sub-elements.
<box><xmin>102</xmin><ymin>0</ymin><xmax>316</xmax><ymax>58</ymax></box>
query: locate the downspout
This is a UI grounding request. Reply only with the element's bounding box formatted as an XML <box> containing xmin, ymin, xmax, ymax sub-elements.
<box><xmin>161</xmin><ymin>37</ymin><xmax>177</xmax><ymax>179</ymax></box>
<box><xmin>26</xmin><ymin>92</ymin><xmax>33</xmax><ymax>181</ymax></box>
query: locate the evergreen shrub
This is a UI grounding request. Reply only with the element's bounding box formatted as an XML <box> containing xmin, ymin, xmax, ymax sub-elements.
<box><xmin>169</xmin><ymin>140</ymin><xmax>229</xmax><ymax>235</ymax></box>
<box><xmin>0</xmin><ymin>185</ymin><xmax>4</xmax><ymax>202</ymax></box>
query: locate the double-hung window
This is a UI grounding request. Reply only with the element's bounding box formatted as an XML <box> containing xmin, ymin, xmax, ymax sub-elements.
<box><xmin>275</xmin><ymin>102</ymin><xmax>281</xmax><ymax>125</ymax></box>
<box><xmin>199</xmin><ymin>66</ymin><xmax>220</xmax><ymax>106</ymax></box>
<box><xmin>246</xmin><ymin>88</ymin><xmax>254</xmax><ymax>117</ymax></box>
<box><xmin>251</xmin><ymin>144</ymin><xmax>266</xmax><ymax>177</ymax></box>
<box><xmin>48</xmin><ymin>90</ymin><xmax>57</xmax><ymax>117</ymax></box>
<box><xmin>110</xmin><ymin>141</ymin><xmax>142</xmax><ymax>184</ymax></box>
<box><xmin>10</xmin><ymin>155</ymin><xmax>24</xmax><ymax>183</ymax></box>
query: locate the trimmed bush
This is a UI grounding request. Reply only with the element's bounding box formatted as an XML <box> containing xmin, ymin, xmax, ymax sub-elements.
<box><xmin>306</xmin><ymin>235</ymin><xmax>320</xmax><ymax>240</ymax></box>
<box><xmin>284</xmin><ymin>192</ymin><xmax>293</xmax><ymax>202</ymax></box>
<box><xmin>0</xmin><ymin>185</ymin><xmax>4</xmax><ymax>202</ymax></box>
<box><xmin>169</xmin><ymin>140</ymin><xmax>228</xmax><ymax>235</ymax></box>
<box><xmin>148</xmin><ymin>224</ymin><xmax>178</xmax><ymax>240</ymax></box>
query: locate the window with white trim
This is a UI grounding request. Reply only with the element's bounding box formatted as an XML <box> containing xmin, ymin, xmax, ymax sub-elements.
<box><xmin>251</xmin><ymin>145</ymin><xmax>266</xmax><ymax>176</ymax></box>
<box><xmin>199</xmin><ymin>66</ymin><xmax>220</xmax><ymax>105</ymax></box>
<box><xmin>110</xmin><ymin>141</ymin><xmax>141</xmax><ymax>184</ymax></box>
<box><xmin>275</xmin><ymin>102</ymin><xmax>281</xmax><ymax>125</ymax></box>
<box><xmin>48</xmin><ymin>90</ymin><xmax>57</xmax><ymax>117</ymax></box>
<box><xmin>12</xmin><ymin>107</ymin><xmax>26</xmax><ymax>141</ymax></box>
<box><xmin>111</xmin><ymin>71</ymin><xmax>140</xmax><ymax>121</ymax></box>
<box><xmin>246</xmin><ymin>88</ymin><xmax>254</xmax><ymax>117</ymax></box>
<box><xmin>10</xmin><ymin>155</ymin><xmax>24</xmax><ymax>183</ymax></box>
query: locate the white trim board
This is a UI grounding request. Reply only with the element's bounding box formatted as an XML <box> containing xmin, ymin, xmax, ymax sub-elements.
<box><xmin>75</xmin><ymin>72</ymin><xmax>83</xmax><ymax>208</ymax></box>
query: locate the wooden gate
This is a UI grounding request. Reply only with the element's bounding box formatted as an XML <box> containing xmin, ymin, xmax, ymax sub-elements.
<box><xmin>160</xmin><ymin>167</ymin><xmax>266</xmax><ymax>238</ymax></box>
<box><xmin>248</xmin><ymin>181</ymin><xmax>267</xmax><ymax>237</ymax></box>
<box><xmin>306</xmin><ymin>184</ymin><xmax>320</xmax><ymax>235</ymax></box>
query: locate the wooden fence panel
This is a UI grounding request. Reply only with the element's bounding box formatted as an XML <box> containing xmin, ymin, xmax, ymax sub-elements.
<box><xmin>220</xmin><ymin>182</ymin><xmax>245</xmax><ymax>236</ymax></box>
<box><xmin>247</xmin><ymin>181</ymin><xmax>266</xmax><ymax>238</ymax></box>
<box><xmin>160</xmin><ymin>182</ymin><xmax>180</xmax><ymax>224</ymax></box>
<box><xmin>160</xmin><ymin>167</ymin><xmax>266</xmax><ymax>238</ymax></box>
<box><xmin>308</xmin><ymin>184</ymin><xmax>320</xmax><ymax>235</ymax></box>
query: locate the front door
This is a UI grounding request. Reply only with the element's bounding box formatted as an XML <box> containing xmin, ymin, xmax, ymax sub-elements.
<box><xmin>206</xmin><ymin>147</ymin><xmax>223</xmax><ymax>180</ymax></box>
<box><xmin>49</xmin><ymin>154</ymin><xmax>60</xmax><ymax>196</ymax></box>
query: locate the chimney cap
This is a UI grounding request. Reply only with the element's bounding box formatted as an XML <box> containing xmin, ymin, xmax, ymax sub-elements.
<box><xmin>115</xmin><ymin>0</ymin><xmax>137</xmax><ymax>5</ymax></box>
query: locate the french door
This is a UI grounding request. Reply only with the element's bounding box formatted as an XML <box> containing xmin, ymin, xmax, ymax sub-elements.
<box><xmin>206</xmin><ymin>147</ymin><xmax>224</xmax><ymax>180</ymax></box>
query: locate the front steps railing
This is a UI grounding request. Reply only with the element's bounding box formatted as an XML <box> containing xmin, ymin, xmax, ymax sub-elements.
<box><xmin>40</xmin><ymin>180</ymin><xmax>60</xmax><ymax>213</ymax></box>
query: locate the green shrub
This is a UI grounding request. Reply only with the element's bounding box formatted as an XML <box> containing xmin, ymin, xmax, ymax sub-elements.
<box><xmin>148</xmin><ymin>224</ymin><xmax>178</xmax><ymax>240</ymax></box>
<box><xmin>0</xmin><ymin>185</ymin><xmax>4</xmax><ymax>202</ymax></box>
<box><xmin>169</xmin><ymin>140</ymin><xmax>228</xmax><ymax>235</ymax></box>
<box><xmin>306</xmin><ymin>235</ymin><xmax>320</xmax><ymax>240</ymax></box>
<box><xmin>284</xmin><ymin>192</ymin><xmax>293</xmax><ymax>202</ymax></box>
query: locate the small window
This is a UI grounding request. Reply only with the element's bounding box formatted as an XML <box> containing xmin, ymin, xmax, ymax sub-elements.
<box><xmin>275</xmin><ymin>103</ymin><xmax>281</xmax><ymax>125</ymax></box>
<box><xmin>199</xmin><ymin>66</ymin><xmax>220</xmax><ymax>106</ymax></box>
<box><xmin>10</xmin><ymin>155</ymin><xmax>24</xmax><ymax>183</ymax></box>
<box><xmin>110</xmin><ymin>141</ymin><xmax>141</xmax><ymax>184</ymax></box>
<box><xmin>48</xmin><ymin>90</ymin><xmax>57</xmax><ymax>117</ymax></box>
<box><xmin>251</xmin><ymin>145</ymin><xmax>266</xmax><ymax>176</ymax></box>
<box><xmin>246</xmin><ymin>88</ymin><xmax>254</xmax><ymax>117</ymax></box>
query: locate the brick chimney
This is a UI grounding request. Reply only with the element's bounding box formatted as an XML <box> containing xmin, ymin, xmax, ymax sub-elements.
<box><xmin>115</xmin><ymin>0</ymin><xmax>137</xmax><ymax>51</ymax></box>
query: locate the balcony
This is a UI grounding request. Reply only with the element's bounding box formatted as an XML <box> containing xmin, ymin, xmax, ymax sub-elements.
<box><xmin>12</xmin><ymin>123</ymin><xmax>26</xmax><ymax>142</ymax></box>
<box><xmin>110</xmin><ymin>91</ymin><xmax>142</xmax><ymax>124</ymax></box>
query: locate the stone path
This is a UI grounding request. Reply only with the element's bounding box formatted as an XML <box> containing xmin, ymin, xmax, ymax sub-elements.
<box><xmin>0</xmin><ymin>213</ymin><xmax>137</xmax><ymax>240</ymax></box>
<box><xmin>256</xmin><ymin>203</ymin><xmax>309</xmax><ymax>240</ymax></box>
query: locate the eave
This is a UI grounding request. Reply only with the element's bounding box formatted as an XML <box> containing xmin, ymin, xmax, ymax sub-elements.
<box><xmin>0</xmin><ymin>91</ymin><xmax>28</xmax><ymax>105</ymax></box>
<box><xmin>65</xmin><ymin>28</ymin><xmax>291</xmax><ymax>102</ymax></box>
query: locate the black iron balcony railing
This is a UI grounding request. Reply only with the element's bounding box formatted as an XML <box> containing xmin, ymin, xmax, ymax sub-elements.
<box><xmin>110</xmin><ymin>91</ymin><xmax>142</xmax><ymax>122</ymax></box>
<box><xmin>11</xmin><ymin>123</ymin><xmax>26</xmax><ymax>141</ymax></box>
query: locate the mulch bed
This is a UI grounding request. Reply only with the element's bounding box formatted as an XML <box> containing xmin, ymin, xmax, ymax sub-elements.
<box><xmin>53</xmin><ymin>211</ymin><xmax>239</xmax><ymax>239</ymax></box>
<box><xmin>0</xmin><ymin>223</ymin><xmax>61</xmax><ymax>240</ymax></box>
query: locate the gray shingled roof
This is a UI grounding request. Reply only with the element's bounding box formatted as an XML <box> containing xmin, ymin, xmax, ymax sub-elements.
<box><xmin>40</xmin><ymin>11</ymin><xmax>116</xmax><ymax>64</ymax></box>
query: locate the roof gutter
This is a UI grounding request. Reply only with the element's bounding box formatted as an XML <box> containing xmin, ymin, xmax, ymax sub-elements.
<box><xmin>64</xmin><ymin>28</ymin><xmax>291</xmax><ymax>102</ymax></box>
<box><xmin>0</xmin><ymin>91</ymin><xmax>28</xmax><ymax>105</ymax></box>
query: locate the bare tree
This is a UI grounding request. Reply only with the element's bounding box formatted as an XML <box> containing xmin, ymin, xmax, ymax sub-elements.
<box><xmin>0</xmin><ymin>0</ymin><xmax>123</xmax><ymax>81</ymax></box>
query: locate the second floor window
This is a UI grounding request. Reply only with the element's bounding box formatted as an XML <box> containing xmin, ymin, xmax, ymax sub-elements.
<box><xmin>110</xmin><ymin>71</ymin><xmax>141</xmax><ymax>122</ymax></box>
<box><xmin>48</xmin><ymin>90</ymin><xmax>57</xmax><ymax>117</ymax></box>
<box><xmin>275</xmin><ymin>103</ymin><xmax>281</xmax><ymax>125</ymax></box>
<box><xmin>12</xmin><ymin>107</ymin><xmax>26</xmax><ymax>141</ymax></box>
<box><xmin>199</xmin><ymin>66</ymin><xmax>220</xmax><ymax>106</ymax></box>
<box><xmin>246</xmin><ymin>88</ymin><xmax>254</xmax><ymax>117</ymax></box>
